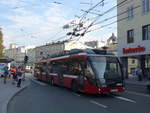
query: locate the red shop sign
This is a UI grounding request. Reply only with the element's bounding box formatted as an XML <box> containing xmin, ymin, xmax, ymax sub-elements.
<box><xmin>123</xmin><ymin>46</ymin><xmax>146</xmax><ymax>54</ymax></box>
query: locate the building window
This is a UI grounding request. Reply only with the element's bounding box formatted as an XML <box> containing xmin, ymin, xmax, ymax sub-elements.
<box><xmin>142</xmin><ymin>0</ymin><xmax>150</xmax><ymax>13</ymax></box>
<box><xmin>132</xmin><ymin>60</ymin><xmax>135</xmax><ymax>64</ymax></box>
<box><xmin>127</xmin><ymin>29</ymin><xmax>134</xmax><ymax>43</ymax></box>
<box><xmin>143</xmin><ymin>24</ymin><xmax>150</xmax><ymax>40</ymax></box>
<box><xmin>127</xmin><ymin>6</ymin><xmax>134</xmax><ymax>19</ymax></box>
<box><xmin>40</xmin><ymin>52</ymin><xmax>43</xmax><ymax>55</ymax></box>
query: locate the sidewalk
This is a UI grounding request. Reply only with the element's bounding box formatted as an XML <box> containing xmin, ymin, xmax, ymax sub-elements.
<box><xmin>125</xmin><ymin>76</ymin><xmax>150</xmax><ymax>86</ymax></box>
<box><xmin>0</xmin><ymin>76</ymin><xmax>30</xmax><ymax>113</ymax></box>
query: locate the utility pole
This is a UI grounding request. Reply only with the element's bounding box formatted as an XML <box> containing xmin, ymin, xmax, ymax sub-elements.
<box><xmin>24</xmin><ymin>50</ymin><xmax>28</xmax><ymax>70</ymax></box>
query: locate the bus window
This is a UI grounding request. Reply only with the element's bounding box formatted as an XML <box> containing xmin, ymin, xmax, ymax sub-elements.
<box><xmin>61</xmin><ymin>63</ymin><xmax>68</xmax><ymax>74</ymax></box>
<box><xmin>51</xmin><ymin>61</ymin><xmax>64</xmax><ymax>74</ymax></box>
<box><xmin>104</xmin><ymin>57</ymin><xmax>122</xmax><ymax>79</ymax></box>
<box><xmin>89</xmin><ymin>56</ymin><xmax>122</xmax><ymax>80</ymax></box>
<box><xmin>51</xmin><ymin>62</ymin><xmax>59</xmax><ymax>73</ymax></box>
<box><xmin>34</xmin><ymin>64</ymin><xmax>40</xmax><ymax>72</ymax></box>
<box><xmin>38</xmin><ymin>62</ymin><xmax>47</xmax><ymax>74</ymax></box>
<box><xmin>84</xmin><ymin>62</ymin><xmax>96</xmax><ymax>85</ymax></box>
<box><xmin>69</xmin><ymin>61</ymin><xmax>82</xmax><ymax>75</ymax></box>
<box><xmin>47</xmin><ymin>62</ymin><xmax>52</xmax><ymax>73</ymax></box>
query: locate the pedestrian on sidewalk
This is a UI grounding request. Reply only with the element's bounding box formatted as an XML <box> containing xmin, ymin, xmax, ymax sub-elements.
<box><xmin>16</xmin><ymin>66</ymin><xmax>23</xmax><ymax>87</ymax></box>
<box><xmin>136</xmin><ymin>67</ymin><xmax>142</xmax><ymax>81</ymax></box>
<box><xmin>10</xmin><ymin>67</ymin><xmax>17</xmax><ymax>84</ymax></box>
<box><xmin>3</xmin><ymin>66</ymin><xmax>9</xmax><ymax>84</ymax></box>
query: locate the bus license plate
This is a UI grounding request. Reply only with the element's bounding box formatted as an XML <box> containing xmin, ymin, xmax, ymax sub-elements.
<box><xmin>111</xmin><ymin>89</ymin><xmax>118</xmax><ymax>92</ymax></box>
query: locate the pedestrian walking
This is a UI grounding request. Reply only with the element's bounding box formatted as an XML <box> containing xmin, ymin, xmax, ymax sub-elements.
<box><xmin>3</xmin><ymin>66</ymin><xmax>9</xmax><ymax>84</ymax></box>
<box><xmin>16</xmin><ymin>67</ymin><xmax>23</xmax><ymax>87</ymax></box>
<box><xmin>10</xmin><ymin>67</ymin><xmax>17</xmax><ymax>84</ymax></box>
<box><xmin>135</xmin><ymin>67</ymin><xmax>142</xmax><ymax>81</ymax></box>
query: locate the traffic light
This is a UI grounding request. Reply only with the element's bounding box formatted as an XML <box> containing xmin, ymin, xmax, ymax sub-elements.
<box><xmin>24</xmin><ymin>55</ymin><xmax>28</xmax><ymax>64</ymax></box>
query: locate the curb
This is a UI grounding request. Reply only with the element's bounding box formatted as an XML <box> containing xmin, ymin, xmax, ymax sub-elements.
<box><xmin>2</xmin><ymin>81</ymin><xmax>30</xmax><ymax>113</ymax></box>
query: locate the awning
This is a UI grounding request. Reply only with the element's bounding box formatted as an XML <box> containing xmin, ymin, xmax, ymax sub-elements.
<box><xmin>0</xmin><ymin>58</ymin><xmax>14</xmax><ymax>63</ymax></box>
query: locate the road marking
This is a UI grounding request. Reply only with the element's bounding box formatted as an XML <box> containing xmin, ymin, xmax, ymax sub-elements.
<box><xmin>73</xmin><ymin>93</ymin><xmax>81</xmax><ymax>97</ymax></box>
<box><xmin>31</xmin><ymin>78</ymin><xmax>47</xmax><ymax>86</ymax></box>
<box><xmin>126</xmin><ymin>91</ymin><xmax>150</xmax><ymax>98</ymax></box>
<box><xmin>90</xmin><ymin>100</ymin><xmax>108</xmax><ymax>108</ymax></box>
<box><xmin>114</xmin><ymin>96</ymin><xmax>136</xmax><ymax>103</ymax></box>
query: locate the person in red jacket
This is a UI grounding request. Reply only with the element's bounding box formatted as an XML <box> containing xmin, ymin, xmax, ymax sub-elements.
<box><xmin>10</xmin><ymin>67</ymin><xmax>17</xmax><ymax>84</ymax></box>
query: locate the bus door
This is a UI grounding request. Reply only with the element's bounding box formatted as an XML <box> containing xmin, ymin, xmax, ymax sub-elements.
<box><xmin>78</xmin><ymin>62</ymin><xmax>85</xmax><ymax>90</ymax></box>
<box><xmin>58</xmin><ymin>65</ymin><xmax>64</xmax><ymax>86</ymax></box>
<box><xmin>40</xmin><ymin>62</ymin><xmax>48</xmax><ymax>81</ymax></box>
<box><xmin>55</xmin><ymin>62</ymin><xmax>65</xmax><ymax>86</ymax></box>
<box><xmin>70</xmin><ymin>59</ymin><xmax>85</xmax><ymax>90</ymax></box>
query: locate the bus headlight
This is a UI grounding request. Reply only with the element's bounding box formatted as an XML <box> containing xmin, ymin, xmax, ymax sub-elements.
<box><xmin>101</xmin><ymin>84</ymin><xmax>107</xmax><ymax>88</ymax></box>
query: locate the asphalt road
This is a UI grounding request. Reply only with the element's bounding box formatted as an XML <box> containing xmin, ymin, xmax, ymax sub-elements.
<box><xmin>8</xmin><ymin>78</ymin><xmax>150</xmax><ymax>113</ymax></box>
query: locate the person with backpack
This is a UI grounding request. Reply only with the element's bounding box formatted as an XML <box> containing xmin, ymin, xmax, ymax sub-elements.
<box><xmin>135</xmin><ymin>67</ymin><xmax>142</xmax><ymax>81</ymax></box>
<box><xmin>16</xmin><ymin>67</ymin><xmax>23</xmax><ymax>87</ymax></box>
<box><xmin>3</xmin><ymin>66</ymin><xmax>9</xmax><ymax>84</ymax></box>
<box><xmin>10</xmin><ymin>67</ymin><xmax>17</xmax><ymax>84</ymax></box>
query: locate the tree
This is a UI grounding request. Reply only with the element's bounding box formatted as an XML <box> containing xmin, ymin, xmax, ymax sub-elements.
<box><xmin>0</xmin><ymin>28</ymin><xmax>5</xmax><ymax>58</ymax></box>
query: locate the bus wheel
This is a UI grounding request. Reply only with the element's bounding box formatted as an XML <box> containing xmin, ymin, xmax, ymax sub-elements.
<box><xmin>71</xmin><ymin>81</ymin><xmax>78</xmax><ymax>92</ymax></box>
<box><xmin>147</xmin><ymin>84</ymin><xmax>150</xmax><ymax>91</ymax></box>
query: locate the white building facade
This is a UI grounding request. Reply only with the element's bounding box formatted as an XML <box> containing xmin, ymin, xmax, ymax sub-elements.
<box><xmin>5</xmin><ymin>46</ymin><xmax>26</xmax><ymax>66</ymax></box>
<box><xmin>34</xmin><ymin>40</ymin><xmax>92</xmax><ymax>62</ymax></box>
<box><xmin>26</xmin><ymin>47</ymin><xmax>36</xmax><ymax>67</ymax></box>
<box><xmin>35</xmin><ymin>42</ymin><xmax>64</xmax><ymax>62</ymax></box>
<box><xmin>117</xmin><ymin>0</ymin><xmax>150</xmax><ymax>78</ymax></box>
<box><xmin>5</xmin><ymin>44</ymin><xmax>35</xmax><ymax>67</ymax></box>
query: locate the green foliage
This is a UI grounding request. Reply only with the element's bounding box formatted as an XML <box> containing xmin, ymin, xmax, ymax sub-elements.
<box><xmin>0</xmin><ymin>29</ymin><xmax>5</xmax><ymax>58</ymax></box>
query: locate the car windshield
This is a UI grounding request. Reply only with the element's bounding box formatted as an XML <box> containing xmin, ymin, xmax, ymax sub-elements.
<box><xmin>89</xmin><ymin>56</ymin><xmax>121</xmax><ymax>79</ymax></box>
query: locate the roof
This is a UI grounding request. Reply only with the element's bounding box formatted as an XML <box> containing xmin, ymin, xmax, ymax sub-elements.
<box><xmin>34</xmin><ymin>53</ymin><xmax>116</xmax><ymax>63</ymax></box>
<box><xmin>0</xmin><ymin>58</ymin><xmax>14</xmax><ymax>63</ymax></box>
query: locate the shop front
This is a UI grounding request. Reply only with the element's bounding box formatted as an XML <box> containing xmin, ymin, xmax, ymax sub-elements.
<box><xmin>118</xmin><ymin>40</ymin><xmax>150</xmax><ymax>79</ymax></box>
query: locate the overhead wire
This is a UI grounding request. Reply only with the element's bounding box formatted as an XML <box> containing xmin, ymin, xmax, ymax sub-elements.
<box><xmin>71</xmin><ymin>0</ymin><xmax>129</xmax><ymax>42</ymax></box>
<box><xmin>68</xmin><ymin>0</ymin><xmax>138</xmax><ymax>47</ymax></box>
<box><xmin>68</xmin><ymin>0</ymin><xmax>106</xmax><ymax>40</ymax></box>
<box><xmin>86</xmin><ymin>11</ymin><xmax>140</xmax><ymax>34</ymax></box>
<box><xmin>38</xmin><ymin>0</ymin><xmax>136</xmax><ymax>47</ymax></box>
<box><xmin>93</xmin><ymin>5</ymin><xmax>140</xmax><ymax>26</ymax></box>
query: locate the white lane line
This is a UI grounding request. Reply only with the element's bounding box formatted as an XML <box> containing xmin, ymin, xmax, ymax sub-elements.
<box><xmin>126</xmin><ymin>91</ymin><xmax>150</xmax><ymax>98</ymax></box>
<box><xmin>114</xmin><ymin>96</ymin><xmax>136</xmax><ymax>103</ymax></box>
<box><xmin>73</xmin><ymin>93</ymin><xmax>81</xmax><ymax>97</ymax></box>
<box><xmin>31</xmin><ymin>79</ymin><xmax>47</xmax><ymax>86</ymax></box>
<box><xmin>90</xmin><ymin>100</ymin><xmax>108</xmax><ymax>108</ymax></box>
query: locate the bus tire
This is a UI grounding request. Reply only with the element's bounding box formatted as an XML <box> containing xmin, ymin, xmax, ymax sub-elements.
<box><xmin>71</xmin><ymin>80</ymin><xmax>78</xmax><ymax>92</ymax></box>
<box><xmin>147</xmin><ymin>84</ymin><xmax>150</xmax><ymax>91</ymax></box>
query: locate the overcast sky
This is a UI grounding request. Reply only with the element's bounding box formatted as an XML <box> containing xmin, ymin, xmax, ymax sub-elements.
<box><xmin>0</xmin><ymin>0</ymin><xmax>117</xmax><ymax>48</ymax></box>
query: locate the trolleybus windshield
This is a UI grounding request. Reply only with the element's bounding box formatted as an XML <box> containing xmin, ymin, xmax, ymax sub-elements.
<box><xmin>89</xmin><ymin>56</ymin><xmax>122</xmax><ymax>80</ymax></box>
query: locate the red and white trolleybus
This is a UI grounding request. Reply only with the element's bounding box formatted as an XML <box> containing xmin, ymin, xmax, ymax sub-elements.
<box><xmin>34</xmin><ymin>49</ymin><xmax>125</xmax><ymax>94</ymax></box>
